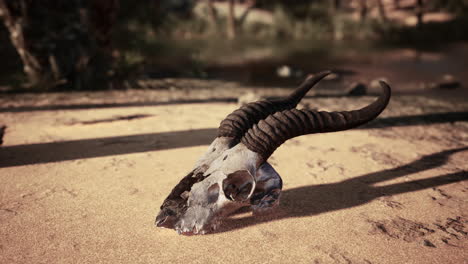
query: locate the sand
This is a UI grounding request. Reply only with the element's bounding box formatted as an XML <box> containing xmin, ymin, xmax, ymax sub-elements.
<box><xmin>0</xmin><ymin>87</ymin><xmax>467</xmax><ymax>263</ymax></box>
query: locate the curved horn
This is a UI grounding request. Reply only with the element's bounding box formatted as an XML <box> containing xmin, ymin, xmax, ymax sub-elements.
<box><xmin>241</xmin><ymin>81</ymin><xmax>392</xmax><ymax>164</ymax></box>
<box><xmin>217</xmin><ymin>71</ymin><xmax>331</xmax><ymax>141</ymax></box>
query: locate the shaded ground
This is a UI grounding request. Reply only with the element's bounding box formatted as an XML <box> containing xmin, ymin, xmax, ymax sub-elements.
<box><xmin>0</xmin><ymin>82</ymin><xmax>467</xmax><ymax>263</ymax></box>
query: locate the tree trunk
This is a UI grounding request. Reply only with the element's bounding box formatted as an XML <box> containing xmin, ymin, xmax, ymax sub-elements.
<box><xmin>238</xmin><ymin>0</ymin><xmax>255</xmax><ymax>28</ymax></box>
<box><xmin>416</xmin><ymin>0</ymin><xmax>424</xmax><ymax>28</ymax></box>
<box><xmin>227</xmin><ymin>0</ymin><xmax>236</xmax><ymax>39</ymax></box>
<box><xmin>89</xmin><ymin>0</ymin><xmax>119</xmax><ymax>55</ymax></box>
<box><xmin>359</xmin><ymin>0</ymin><xmax>368</xmax><ymax>23</ymax></box>
<box><xmin>0</xmin><ymin>0</ymin><xmax>43</xmax><ymax>87</ymax></box>
<box><xmin>0</xmin><ymin>0</ymin><xmax>118</xmax><ymax>90</ymax></box>
<box><xmin>206</xmin><ymin>0</ymin><xmax>219</xmax><ymax>33</ymax></box>
<box><xmin>332</xmin><ymin>0</ymin><xmax>341</xmax><ymax>12</ymax></box>
<box><xmin>376</xmin><ymin>0</ymin><xmax>387</xmax><ymax>22</ymax></box>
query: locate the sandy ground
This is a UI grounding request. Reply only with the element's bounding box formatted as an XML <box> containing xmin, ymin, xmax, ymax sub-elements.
<box><xmin>0</xmin><ymin>85</ymin><xmax>467</xmax><ymax>263</ymax></box>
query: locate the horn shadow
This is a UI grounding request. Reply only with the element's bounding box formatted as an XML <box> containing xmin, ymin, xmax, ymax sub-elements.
<box><xmin>213</xmin><ymin>147</ymin><xmax>468</xmax><ymax>234</ymax></box>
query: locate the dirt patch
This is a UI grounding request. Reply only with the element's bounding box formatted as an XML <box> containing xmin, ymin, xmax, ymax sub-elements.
<box><xmin>0</xmin><ymin>82</ymin><xmax>467</xmax><ymax>263</ymax></box>
<box><xmin>369</xmin><ymin>217</ymin><xmax>435</xmax><ymax>242</ymax></box>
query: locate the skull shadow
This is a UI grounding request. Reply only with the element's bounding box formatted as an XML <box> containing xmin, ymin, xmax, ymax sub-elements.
<box><xmin>213</xmin><ymin>147</ymin><xmax>468</xmax><ymax>234</ymax></box>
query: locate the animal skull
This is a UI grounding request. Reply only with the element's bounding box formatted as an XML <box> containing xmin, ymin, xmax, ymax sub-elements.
<box><xmin>155</xmin><ymin>71</ymin><xmax>392</xmax><ymax>235</ymax></box>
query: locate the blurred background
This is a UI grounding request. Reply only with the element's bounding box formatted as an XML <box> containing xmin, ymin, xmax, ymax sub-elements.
<box><xmin>2</xmin><ymin>2</ymin><xmax>468</xmax><ymax>261</ymax></box>
<box><xmin>0</xmin><ymin>0</ymin><xmax>467</xmax><ymax>96</ymax></box>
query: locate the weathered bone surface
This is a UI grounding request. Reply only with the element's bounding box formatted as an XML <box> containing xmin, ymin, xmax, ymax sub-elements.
<box><xmin>155</xmin><ymin>72</ymin><xmax>392</xmax><ymax>235</ymax></box>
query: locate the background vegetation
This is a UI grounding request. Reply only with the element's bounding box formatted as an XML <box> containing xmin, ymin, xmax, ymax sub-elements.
<box><xmin>1</xmin><ymin>0</ymin><xmax>467</xmax><ymax>91</ymax></box>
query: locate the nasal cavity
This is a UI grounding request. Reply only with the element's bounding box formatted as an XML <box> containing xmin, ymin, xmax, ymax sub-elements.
<box><xmin>207</xmin><ymin>183</ymin><xmax>220</xmax><ymax>204</ymax></box>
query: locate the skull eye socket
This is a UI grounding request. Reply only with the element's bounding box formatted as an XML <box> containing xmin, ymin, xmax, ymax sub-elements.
<box><xmin>207</xmin><ymin>183</ymin><xmax>220</xmax><ymax>204</ymax></box>
<box><xmin>222</xmin><ymin>170</ymin><xmax>255</xmax><ymax>202</ymax></box>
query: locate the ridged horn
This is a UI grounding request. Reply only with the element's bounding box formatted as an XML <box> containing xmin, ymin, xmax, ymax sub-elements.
<box><xmin>217</xmin><ymin>71</ymin><xmax>331</xmax><ymax>141</ymax></box>
<box><xmin>241</xmin><ymin>81</ymin><xmax>392</xmax><ymax>164</ymax></box>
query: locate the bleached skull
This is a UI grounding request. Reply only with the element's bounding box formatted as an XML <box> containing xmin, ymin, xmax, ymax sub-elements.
<box><xmin>155</xmin><ymin>71</ymin><xmax>391</xmax><ymax>235</ymax></box>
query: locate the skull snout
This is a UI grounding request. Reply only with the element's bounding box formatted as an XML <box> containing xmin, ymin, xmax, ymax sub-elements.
<box><xmin>155</xmin><ymin>208</ymin><xmax>177</xmax><ymax>229</ymax></box>
<box><xmin>175</xmin><ymin>205</ymin><xmax>217</xmax><ymax>235</ymax></box>
<box><xmin>157</xmin><ymin>169</ymin><xmax>257</xmax><ymax>235</ymax></box>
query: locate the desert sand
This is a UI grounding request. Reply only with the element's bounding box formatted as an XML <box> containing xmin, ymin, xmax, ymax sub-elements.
<box><xmin>0</xmin><ymin>84</ymin><xmax>467</xmax><ymax>263</ymax></box>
